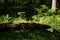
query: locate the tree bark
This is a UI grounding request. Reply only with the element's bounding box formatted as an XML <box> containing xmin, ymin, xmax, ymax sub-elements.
<box><xmin>52</xmin><ymin>0</ymin><xmax>56</xmax><ymax>14</ymax></box>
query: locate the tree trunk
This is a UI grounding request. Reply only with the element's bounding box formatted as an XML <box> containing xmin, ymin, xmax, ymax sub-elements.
<box><xmin>52</xmin><ymin>0</ymin><xmax>56</xmax><ymax>14</ymax></box>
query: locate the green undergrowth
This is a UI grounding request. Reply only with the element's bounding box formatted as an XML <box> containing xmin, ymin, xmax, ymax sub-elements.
<box><xmin>0</xmin><ymin>30</ymin><xmax>59</xmax><ymax>40</ymax></box>
<box><xmin>32</xmin><ymin>15</ymin><xmax>60</xmax><ymax>31</ymax></box>
<box><xmin>0</xmin><ymin>14</ymin><xmax>60</xmax><ymax>30</ymax></box>
<box><xmin>0</xmin><ymin>14</ymin><xmax>60</xmax><ymax>40</ymax></box>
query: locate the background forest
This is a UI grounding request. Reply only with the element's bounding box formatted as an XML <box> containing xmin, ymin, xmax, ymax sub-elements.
<box><xmin>0</xmin><ymin>0</ymin><xmax>60</xmax><ymax>40</ymax></box>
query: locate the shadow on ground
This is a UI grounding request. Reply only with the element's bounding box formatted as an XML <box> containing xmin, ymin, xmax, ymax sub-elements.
<box><xmin>0</xmin><ymin>23</ymin><xmax>60</xmax><ymax>40</ymax></box>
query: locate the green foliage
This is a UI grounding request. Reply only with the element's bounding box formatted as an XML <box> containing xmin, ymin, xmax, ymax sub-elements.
<box><xmin>0</xmin><ymin>29</ymin><xmax>59</xmax><ymax>40</ymax></box>
<box><xmin>17</xmin><ymin>12</ymin><xmax>26</xmax><ymax>18</ymax></box>
<box><xmin>0</xmin><ymin>0</ymin><xmax>60</xmax><ymax>40</ymax></box>
<box><xmin>35</xmin><ymin>5</ymin><xmax>49</xmax><ymax>16</ymax></box>
<box><xmin>12</xmin><ymin>17</ymin><xmax>27</xmax><ymax>24</ymax></box>
<box><xmin>57</xmin><ymin>9</ymin><xmax>60</xmax><ymax>14</ymax></box>
<box><xmin>0</xmin><ymin>14</ymin><xmax>11</xmax><ymax>24</ymax></box>
<box><xmin>32</xmin><ymin>5</ymin><xmax>52</xmax><ymax>22</ymax></box>
<box><xmin>32</xmin><ymin>13</ymin><xmax>60</xmax><ymax>31</ymax></box>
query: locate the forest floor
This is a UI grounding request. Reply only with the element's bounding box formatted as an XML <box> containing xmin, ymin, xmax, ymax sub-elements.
<box><xmin>0</xmin><ymin>23</ymin><xmax>60</xmax><ymax>40</ymax></box>
<box><xmin>0</xmin><ymin>15</ymin><xmax>60</xmax><ymax>40</ymax></box>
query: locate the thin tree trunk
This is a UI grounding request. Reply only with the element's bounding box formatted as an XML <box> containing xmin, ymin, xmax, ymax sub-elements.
<box><xmin>52</xmin><ymin>0</ymin><xmax>56</xmax><ymax>14</ymax></box>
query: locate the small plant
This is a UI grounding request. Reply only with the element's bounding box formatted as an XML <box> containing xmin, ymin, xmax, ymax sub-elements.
<box><xmin>17</xmin><ymin>12</ymin><xmax>26</xmax><ymax>19</ymax></box>
<box><xmin>35</xmin><ymin>5</ymin><xmax>49</xmax><ymax>16</ymax></box>
<box><xmin>0</xmin><ymin>14</ymin><xmax>11</xmax><ymax>24</ymax></box>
